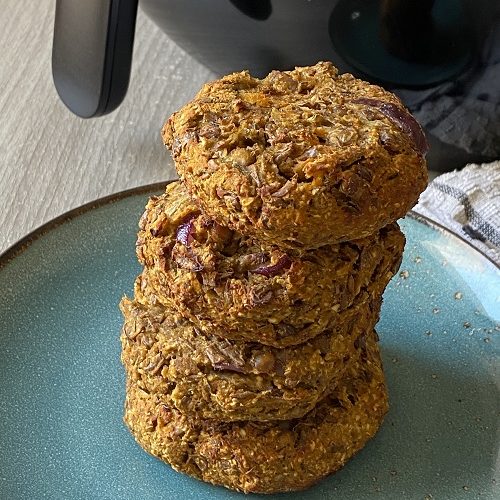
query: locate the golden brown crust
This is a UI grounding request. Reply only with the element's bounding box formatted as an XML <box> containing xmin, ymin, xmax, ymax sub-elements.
<box><xmin>135</xmin><ymin>181</ymin><xmax>405</xmax><ymax>347</ymax></box>
<box><xmin>162</xmin><ymin>62</ymin><xmax>428</xmax><ymax>248</ymax></box>
<box><xmin>120</xmin><ymin>296</ymin><xmax>379</xmax><ymax>421</ymax></box>
<box><xmin>124</xmin><ymin>330</ymin><xmax>388</xmax><ymax>494</ymax></box>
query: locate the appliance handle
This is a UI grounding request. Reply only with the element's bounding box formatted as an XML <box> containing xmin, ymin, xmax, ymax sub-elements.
<box><xmin>52</xmin><ymin>0</ymin><xmax>138</xmax><ymax>118</ymax></box>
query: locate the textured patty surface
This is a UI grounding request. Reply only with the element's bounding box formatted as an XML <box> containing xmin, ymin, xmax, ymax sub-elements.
<box><xmin>124</xmin><ymin>329</ymin><xmax>388</xmax><ymax>494</ymax></box>
<box><xmin>120</xmin><ymin>295</ymin><xmax>380</xmax><ymax>421</ymax></box>
<box><xmin>162</xmin><ymin>61</ymin><xmax>428</xmax><ymax>248</ymax></box>
<box><xmin>136</xmin><ymin>181</ymin><xmax>405</xmax><ymax>347</ymax></box>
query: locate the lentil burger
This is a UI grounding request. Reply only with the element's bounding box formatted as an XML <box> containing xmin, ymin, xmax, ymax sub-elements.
<box><xmin>162</xmin><ymin>62</ymin><xmax>428</xmax><ymax>248</ymax></box>
<box><xmin>120</xmin><ymin>296</ymin><xmax>380</xmax><ymax>422</ymax></box>
<box><xmin>136</xmin><ymin>181</ymin><xmax>405</xmax><ymax>347</ymax></box>
<box><xmin>124</xmin><ymin>329</ymin><xmax>388</xmax><ymax>494</ymax></box>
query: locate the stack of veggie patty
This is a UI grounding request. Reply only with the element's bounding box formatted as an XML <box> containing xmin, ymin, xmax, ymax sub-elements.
<box><xmin>120</xmin><ymin>62</ymin><xmax>428</xmax><ymax>493</ymax></box>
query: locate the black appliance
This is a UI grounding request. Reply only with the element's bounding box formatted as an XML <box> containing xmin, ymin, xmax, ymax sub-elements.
<box><xmin>52</xmin><ymin>0</ymin><xmax>500</xmax><ymax>171</ymax></box>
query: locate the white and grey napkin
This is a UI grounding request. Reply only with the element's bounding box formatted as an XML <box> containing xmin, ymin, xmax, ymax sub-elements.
<box><xmin>414</xmin><ymin>161</ymin><xmax>500</xmax><ymax>266</ymax></box>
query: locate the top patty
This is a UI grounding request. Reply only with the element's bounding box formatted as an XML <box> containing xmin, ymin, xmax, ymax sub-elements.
<box><xmin>162</xmin><ymin>61</ymin><xmax>428</xmax><ymax>248</ymax></box>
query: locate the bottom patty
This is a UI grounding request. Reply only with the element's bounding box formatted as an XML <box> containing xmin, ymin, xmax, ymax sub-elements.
<box><xmin>123</xmin><ymin>330</ymin><xmax>388</xmax><ymax>494</ymax></box>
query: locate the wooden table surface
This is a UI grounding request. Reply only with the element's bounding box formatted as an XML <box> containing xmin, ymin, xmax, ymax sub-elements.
<box><xmin>0</xmin><ymin>1</ymin><xmax>214</xmax><ymax>255</ymax></box>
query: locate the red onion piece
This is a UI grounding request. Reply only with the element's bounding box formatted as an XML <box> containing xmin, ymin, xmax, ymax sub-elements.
<box><xmin>251</xmin><ymin>254</ymin><xmax>292</xmax><ymax>277</ymax></box>
<box><xmin>353</xmin><ymin>97</ymin><xmax>429</xmax><ymax>155</ymax></box>
<box><xmin>206</xmin><ymin>346</ymin><xmax>246</xmax><ymax>373</ymax></box>
<box><xmin>175</xmin><ymin>215</ymin><xmax>196</xmax><ymax>247</ymax></box>
<box><xmin>212</xmin><ymin>362</ymin><xmax>246</xmax><ymax>373</ymax></box>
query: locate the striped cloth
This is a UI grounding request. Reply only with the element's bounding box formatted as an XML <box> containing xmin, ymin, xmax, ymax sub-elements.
<box><xmin>414</xmin><ymin>161</ymin><xmax>500</xmax><ymax>266</ymax></box>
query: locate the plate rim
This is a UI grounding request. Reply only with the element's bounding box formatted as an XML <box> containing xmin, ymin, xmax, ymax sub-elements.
<box><xmin>0</xmin><ymin>182</ymin><xmax>498</xmax><ymax>271</ymax></box>
<box><xmin>0</xmin><ymin>182</ymin><xmax>168</xmax><ymax>269</ymax></box>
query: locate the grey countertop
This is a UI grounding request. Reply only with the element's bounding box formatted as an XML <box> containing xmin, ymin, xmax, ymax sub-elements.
<box><xmin>0</xmin><ymin>2</ymin><xmax>453</xmax><ymax>257</ymax></box>
<box><xmin>0</xmin><ymin>1</ymin><xmax>214</xmax><ymax>255</ymax></box>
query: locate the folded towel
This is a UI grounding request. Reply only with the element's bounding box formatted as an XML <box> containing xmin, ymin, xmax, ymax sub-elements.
<box><xmin>414</xmin><ymin>161</ymin><xmax>500</xmax><ymax>266</ymax></box>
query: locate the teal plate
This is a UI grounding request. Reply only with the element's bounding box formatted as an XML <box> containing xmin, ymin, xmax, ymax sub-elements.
<box><xmin>0</xmin><ymin>184</ymin><xmax>499</xmax><ymax>500</ymax></box>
